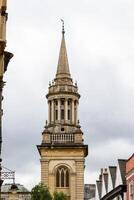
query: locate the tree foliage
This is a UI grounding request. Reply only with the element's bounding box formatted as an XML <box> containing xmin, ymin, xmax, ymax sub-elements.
<box><xmin>31</xmin><ymin>183</ymin><xmax>68</xmax><ymax>200</ymax></box>
<box><xmin>31</xmin><ymin>183</ymin><xmax>52</xmax><ymax>200</ymax></box>
<box><xmin>53</xmin><ymin>191</ymin><xmax>68</xmax><ymax>200</ymax></box>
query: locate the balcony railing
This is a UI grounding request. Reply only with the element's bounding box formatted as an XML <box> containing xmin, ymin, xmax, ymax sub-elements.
<box><xmin>51</xmin><ymin>134</ymin><xmax>74</xmax><ymax>144</ymax></box>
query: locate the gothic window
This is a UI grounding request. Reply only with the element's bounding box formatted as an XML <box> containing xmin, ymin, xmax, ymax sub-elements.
<box><xmin>61</xmin><ymin>109</ymin><xmax>64</xmax><ymax>120</ymax></box>
<box><xmin>56</xmin><ymin>166</ymin><xmax>69</xmax><ymax>188</ymax></box>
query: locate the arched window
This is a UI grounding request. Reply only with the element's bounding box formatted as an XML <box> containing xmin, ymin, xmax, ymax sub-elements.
<box><xmin>56</xmin><ymin>166</ymin><xmax>69</xmax><ymax>187</ymax></box>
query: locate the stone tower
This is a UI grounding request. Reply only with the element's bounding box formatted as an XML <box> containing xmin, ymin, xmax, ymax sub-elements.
<box><xmin>0</xmin><ymin>0</ymin><xmax>13</xmax><ymax>192</ymax></box>
<box><xmin>37</xmin><ymin>24</ymin><xmax>88</xmax><ymax>200</ymax></box>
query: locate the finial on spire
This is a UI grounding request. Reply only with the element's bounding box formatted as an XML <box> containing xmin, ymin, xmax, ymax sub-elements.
<box><xmin>61</xmin><ymin>19</ymin><xmax>65</xmax><ymax>35</ymax></box>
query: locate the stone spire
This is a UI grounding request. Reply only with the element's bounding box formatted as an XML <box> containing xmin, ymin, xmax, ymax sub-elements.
<box><xmin>37</xmin><ymin>24</ymin><xmax>88</xmax><ymax>200</ymax></box>
<box><xmin>56</xmin><ymin>20</ymin><xmax>71</xmax><ymax>79</ymax></box>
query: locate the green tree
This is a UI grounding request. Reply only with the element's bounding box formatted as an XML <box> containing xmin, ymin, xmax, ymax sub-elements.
<box><xmin>53</xmin><ymin>191</ymin><xmax>68</xmax><ymax>200</ymax></box>
<box><xmin>31</xmin><ymin>183</ymin><xmax>52</xmax><ymax>200</ymax></box>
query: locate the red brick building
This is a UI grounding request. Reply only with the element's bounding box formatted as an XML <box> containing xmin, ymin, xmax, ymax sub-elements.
<box><xmin>126</xmin><ymin>154</ymin><xmax>134</xmax><ymax>200</ymax></box>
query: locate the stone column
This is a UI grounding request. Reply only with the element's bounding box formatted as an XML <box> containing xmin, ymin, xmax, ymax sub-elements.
<box><xmin>48</xmin><ymin>101</ymin><xmax>51</xmax><ymax>124</ymax></box>
<box><xmin>72</xmin><ymin>99</ymin><xmax>75</xmax><ymax>124</ymax></box>
<box><xmin>0</xmin><ymin>0</ymin><xmax>7</xmax><ymax>8</ymax></box>
<box><xmin>65</xmin><ymin>99</ymin><xmax>68</xmax><ymax>121</ymax></box>
<box><xmin>0</xmin><ymin>1</ymin><xmax>6</xmax><ymax>42</ymax></box>
<box><xmin>58</xmin><ymin>98</ymin><xmax>60</xmax><ymax>121</ymax></box>
<box><xmin>76</xmin><ymin>101</ymin><xmax>78</xmax><ymax>125</ymax></box>
<box><xmin>51</xmin><ymin>100</ymin><xmax>54</xmax><ymax>123</ymax></box>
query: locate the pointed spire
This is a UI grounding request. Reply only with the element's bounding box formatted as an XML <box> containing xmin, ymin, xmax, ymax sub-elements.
<box><xmin>61</xmin><ymin>19</ymin><xmax>65</xmax><ymax>35</ymax></box>
<box><xmin>56</xmin><ymin>20</ymin><xmax>71</xmax><ymax>79</ymax></box>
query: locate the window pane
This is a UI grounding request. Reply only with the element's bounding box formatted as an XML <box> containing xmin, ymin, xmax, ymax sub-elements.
<box><xmin>56</xmin><ymin>170</ymin><xmax>60</xmax><ymax>187</ymax></box>
<box><xmin>61</xmin><ymin>169</ymin><xmax>64</xmax><ymax>187</ymax></box>
<box><xmin>66</xmin><ymin>170</ymin><xmax>69</xmax><ymax>187</ymax></box>
<box><xmin>56</xmin><ymin>166</ymin><xmax>69</xmax><ymax>188</ymax></box>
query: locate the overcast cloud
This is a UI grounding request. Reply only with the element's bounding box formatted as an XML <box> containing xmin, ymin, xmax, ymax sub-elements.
<box><xmin>1</xmin><ymin>0</ymin><xmax>134</xmax><ymax>189</ymax></box>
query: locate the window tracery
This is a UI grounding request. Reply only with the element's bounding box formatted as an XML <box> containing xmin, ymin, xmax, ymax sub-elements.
<box><xmin>56</xmin><ymin>166</ymin><xmax>69</xmax><ymax>188</ymax></box>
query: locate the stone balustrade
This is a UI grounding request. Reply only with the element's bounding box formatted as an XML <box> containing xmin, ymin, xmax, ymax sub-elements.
<box><xmin>51</xmin><ymin>133</ymin><xmax>74</xmax><ymax>144</ymax></box>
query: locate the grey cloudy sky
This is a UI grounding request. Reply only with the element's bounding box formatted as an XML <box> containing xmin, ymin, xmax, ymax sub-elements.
<box><xmin>2</xmin><ymin>0</ymin><xmax>134</xmax><ymax>189</ymax></box>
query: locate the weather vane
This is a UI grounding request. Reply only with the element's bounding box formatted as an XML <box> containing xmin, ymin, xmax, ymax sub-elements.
<box><xmin>61</xmin><ymin>19</ymin><xmax>65</xmax><ymax>35</ymax></box>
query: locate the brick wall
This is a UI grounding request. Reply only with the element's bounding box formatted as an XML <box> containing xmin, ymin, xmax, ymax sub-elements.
<box><xmin>126</xmin><ymin>154</ymin><xmax>134</xmax><ymax>200</ymax></box>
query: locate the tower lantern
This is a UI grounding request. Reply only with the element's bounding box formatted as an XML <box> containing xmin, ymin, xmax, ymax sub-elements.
<box><xmin>37</xmin><ymin>24</ymin><xmax>88</xmax><ymax>200</ymax></box>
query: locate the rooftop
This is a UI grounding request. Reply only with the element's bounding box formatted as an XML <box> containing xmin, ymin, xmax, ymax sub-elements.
<box><xmin>1</xmin><ymin>183</ymin><xmax>30</xmax><ymax>193</ymax></box>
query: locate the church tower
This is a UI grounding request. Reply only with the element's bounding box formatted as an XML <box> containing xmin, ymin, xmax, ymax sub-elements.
<box><xmin>37</xmin><ymin>23</ymin><xmax>88</xmax><ymax>200</ymax></box>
